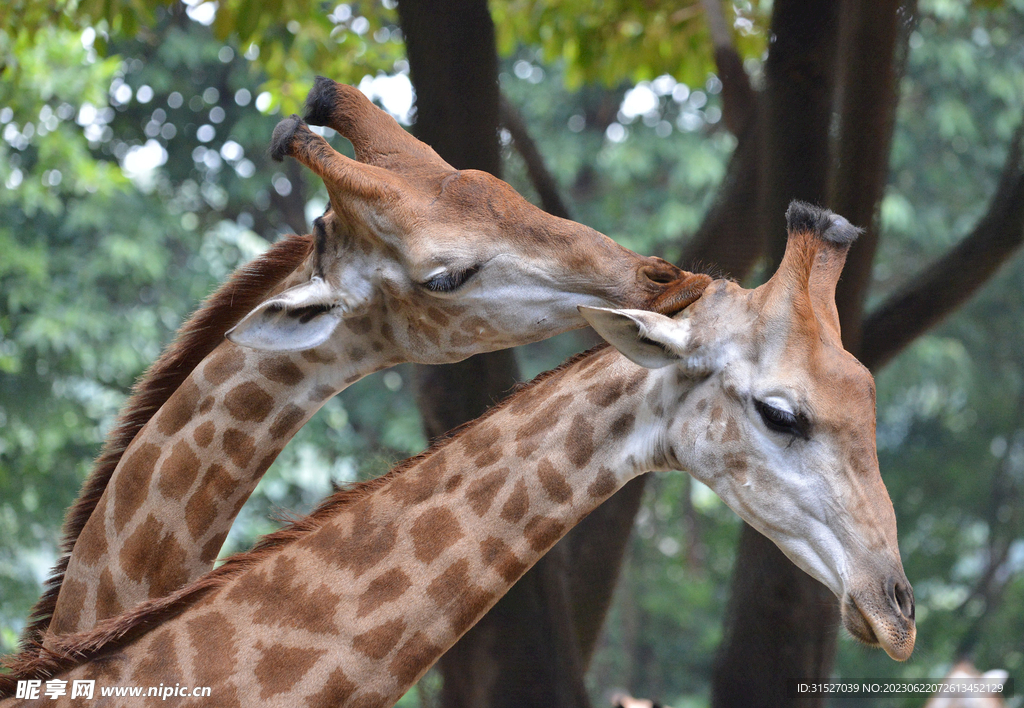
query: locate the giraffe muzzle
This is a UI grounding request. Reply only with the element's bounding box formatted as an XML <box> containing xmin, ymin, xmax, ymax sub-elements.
<box><xmin>633</xmin><ymin>260</ymin><xmax>713</xmax><ymax>316</ymax></box>
<box><xmin>841</xmin><ymin>573</ymin><xmax>916</xmax><ymax>661</ymax></box>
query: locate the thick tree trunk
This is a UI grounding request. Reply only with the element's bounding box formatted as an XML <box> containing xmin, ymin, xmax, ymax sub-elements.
<box><xmin>398</xmin><ymin>2</ymin><xmax>591</xmax><ymax>706</ymax></box>
<box><xmin>711</xmin><ymin>1</ymin><xmax>843</xmax><ymax>705</ymax></box>
<box><xmin>831</xmin><ymin>0</ymin><xmax>915</xmax><ymax>352</ymax></box>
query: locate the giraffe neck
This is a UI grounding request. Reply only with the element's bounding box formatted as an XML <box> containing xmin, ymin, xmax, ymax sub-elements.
<box><xmin>36</xmin><ymin>346</ymin><xmax>687</xmax><ymax>707</ymax></box>
<box><xmin>48</xmin><ymin>328</ymin><xmax>400</xmax><ymax>639</ymax></box>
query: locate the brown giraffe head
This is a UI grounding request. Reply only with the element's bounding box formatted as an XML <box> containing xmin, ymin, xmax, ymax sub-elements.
<box><xmin>582</xmin><ymin>201</ymin><xmax>915</xmax><ymax>661</ymax></box>
<box><xmin>226</xmin><ymin>78</ymin><xmax>706</xmax><ymax>360</ymax></box>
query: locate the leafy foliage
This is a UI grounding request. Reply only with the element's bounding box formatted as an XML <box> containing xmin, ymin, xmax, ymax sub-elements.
<box><xmin>492</xmin><ymin>0</ymin><xmax>768</xmax><ymax>89</ymax></box>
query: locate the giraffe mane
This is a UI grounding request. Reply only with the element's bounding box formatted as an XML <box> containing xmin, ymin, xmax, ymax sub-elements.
<box><xmin>16</xmin><ymin>234</ymin><xmax>315</xmax><ymax>656</ymax></box>
<box><xmin>0</xmin><ymin>343</ymin><xmax>611</xmax><ymax>693</ymax></box>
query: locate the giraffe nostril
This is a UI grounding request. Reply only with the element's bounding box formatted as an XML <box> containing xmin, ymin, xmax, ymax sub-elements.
<box><xmin>888</xmin><ymin>577</ymin><xmax>915</xmax><ymax>621</ymax></box>
<box><xmin>639</xmin><ymin>260</ymin><xmax>681</xmax><ymax>285</ymax></box>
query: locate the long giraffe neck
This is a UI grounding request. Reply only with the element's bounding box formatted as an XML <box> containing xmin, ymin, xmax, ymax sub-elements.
<box><xmin>45</xmin><ymin>281</ymin><xmax>405</xmax><ymax>641</ymax></box>
<box><xmin>7</xmin><ymin>346</ymin><xmax>677</xmax><ymax>707</ymax></box>
<box><xmin>47</xmin><ymin>337</ymin><xmax>396</xmax><ymax>638</ymax></box>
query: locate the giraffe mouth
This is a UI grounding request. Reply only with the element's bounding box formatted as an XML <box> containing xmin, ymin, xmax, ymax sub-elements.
<box><xmin>841</xmin><ymin>592</ymin><xmax>915</xmax><ymax>661</ymax></box>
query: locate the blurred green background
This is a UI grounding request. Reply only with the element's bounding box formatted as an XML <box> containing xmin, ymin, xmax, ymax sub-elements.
<box><xmin>1</xmin><ymin>0</ymin><xmax>1023</xmax><ymax>705</ymax></box>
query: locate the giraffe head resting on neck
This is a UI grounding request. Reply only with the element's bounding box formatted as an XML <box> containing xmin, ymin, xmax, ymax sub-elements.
<box><xmin>583</xmin><ymin>201</ymin><xmax>915</xmax><ymax>661</ymax></box>
<box><xmin>226</xmin><ymin>78</ymin><xmax>709</xmax><ymax>361</ymax></box>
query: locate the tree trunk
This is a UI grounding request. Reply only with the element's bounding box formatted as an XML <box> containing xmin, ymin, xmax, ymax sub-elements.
<box><xmin>831</xmin><ymin>0</ymin><xmax>915</xmax><ymax>352</ymax></box>
<box><xmin>398</xmin><ymin>1</ymin><xmax>591</xmax><ymax>706</ymax></box>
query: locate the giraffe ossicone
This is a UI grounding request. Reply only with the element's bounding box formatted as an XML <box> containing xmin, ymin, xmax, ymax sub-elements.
<box><xmin>2</xmin><ymin>202</ymin><xmax>915</xmax><ymax>707</ymax></box>
<box><xmin>31</xmin><ymin>78</ymin><xmax>709</xmax><ymax>649</ymax></box>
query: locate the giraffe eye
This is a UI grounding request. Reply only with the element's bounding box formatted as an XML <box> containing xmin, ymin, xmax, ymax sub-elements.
<box><xmin>755</xmin><ymin>399</ymin><xmax>809</xmax><ymax>439</ymax></box>
<box><xmin>422</xmin><ymin>264</ymin><xmax>481</xmax><ymax>293</ymax></box>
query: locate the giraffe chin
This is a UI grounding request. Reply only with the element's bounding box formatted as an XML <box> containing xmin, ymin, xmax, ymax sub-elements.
<box><xmin>841</xmin><ymin>592</ymin><xmax>916</xmax><ymax>662</ymax></box>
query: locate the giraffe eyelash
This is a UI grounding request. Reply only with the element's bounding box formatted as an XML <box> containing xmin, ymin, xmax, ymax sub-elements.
<box><xmin>422</xmin><ymin>265</ymin><xmax>482</xmax><ymax>293</ymax></box>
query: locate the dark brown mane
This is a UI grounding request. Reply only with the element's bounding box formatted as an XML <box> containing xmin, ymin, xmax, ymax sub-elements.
<box><xmin>0</xmin><ymin>342</ymin><xmax>612</xmax><ymax>692</ymax></box>
<box><xmin>15</xmin><ymin>234</ymin><xmax>314</xmax><ymax>655</ymax></box>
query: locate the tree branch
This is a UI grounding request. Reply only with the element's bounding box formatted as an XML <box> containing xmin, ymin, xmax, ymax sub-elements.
<box><xmin>499</xmin><ymin>95</ymin><xmax>572</xmax><ymax>220</ymax></box>
<box><xmin>859</xmin><ymin>120</ymin><xmax>1024</xmax><ymax>371</ymax></box>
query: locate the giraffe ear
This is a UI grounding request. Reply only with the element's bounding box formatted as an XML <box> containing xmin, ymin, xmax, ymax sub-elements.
<box><xmin>579</xmin><ymin>306</ymin><xmax>698</xmax><ymax>370</ymax></box>
<box><xmin>227</xmin><ymin>277</ymin><xmax>350</xmax><ymax>351</ymax></box>
<box><xmin>580</xmin><ymin>306</ymin><xmax>718</xmax><ymax>376</ymax></box>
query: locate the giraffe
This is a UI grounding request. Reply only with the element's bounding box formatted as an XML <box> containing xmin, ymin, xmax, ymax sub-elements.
<box><xmin>1</xmin><ymin>202</ymin><xmax>917</xmax><ymax>707</ymax></box>
<box><xmin>30</xmin><ymin>78</ymin><xmax>704</xmax><ymax>648</ymax></box>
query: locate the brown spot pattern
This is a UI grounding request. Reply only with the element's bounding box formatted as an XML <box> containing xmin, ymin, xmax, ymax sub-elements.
<box><xmin>480</xmin><ymin>537</ymin><xmax>528</xmax><ymax>582</ymax></box>
<box><xmin>308</xmin><ymin>384</ymin><xmax>337</xmax><ymax>402</ymax></box>
<box><xmin>53</xmin><ymin>578</ymin><xmax>86</xmax><ymax>633</ymax></box>
<box><xmin>155</xmin><ymin>379</ymin><xmax>202</xmax><ymax>439</ymax></box>
<box><xmin>723</xmin><ymin>415</ymin><xmax>741</xmax><ymax>442</ymax></box>
<box><xmin>389</xmin><ymin>632</ymin><xmax>441</xmax><ymax>687</ymax></box>
<box><xmin>132</xmin><ymin>629</ymin><xmax>178</xmax><ymax>687</ymax></box>
<box><xmin>304</xmin><ymin>668</ymin><xmax>357</xmax><ymax>708</ymax></box>
<box><xmin>226</xmin><ymin>555</ymin><xmax>340</xmax><ymax>634</ymax></box>
<box><xmin>193</xmin><ymin>420</ymin><xmax>216</xmax><ymax>448</ymax></box>
<box><xmin>588</xmin><ymin>467</ymin><xmax>618</xmax><ymax>499</ymax></box>
<box><xmin>94</xmin><ymin>569</ymin><xmax>123</xmax><ymax>622</ymax></box>
<box><xmin>121</xmin><ymin>514</ymin><xmax>167</xmax><ymax>581</ymax></box>
<box><xmin>203</xmin><ymin>345</ymin><xmax>246</xmax><ymax>386</ymax></box>
<box><xmin>224</xmin><ymin>381</ymin><xmax>274</xmax><ymax>422</ymax></box>
<box><xmin>357</xmin><ymin>567</ymin><xmax>413</xmax><ymax>618</ymax></box>
<box><xmin>200</xmin><ymin>530</ymin><xmax>229</xmax><ymax>563</ymax></box>
<box><xmin>565</xmin><ymin>414</ymin><xmax>596</xmax><ymax>468</ymax></box>
<box><xmin>186</xmin><ymin>463</ymin><xmax>234</xmax><ymax>540</ymax></box>
<box><xmin>387</xmin><ymin>451</ymin><xmax>446</xmax><ymax>505</ymax></box>
<box><xmin>269</xmin><ymin>403</ymin><xmax>306</xmax><ymax>439</ymax></box>
<box><xmin>411</xmin><ymin>507</ymin><xmax>464</xmax><ymax>563</ymax></box>
<box><xmin>346</xmin><ymin>315</ymin><xmax>374</xmax><ymax>334</ymax></box>
<box><xmin>537</xmin><ymin>459</ymin><xmax>572</xmax><ymax>504</ymax></box>
<box><xmin>187</xmin><ymin>611</ymin><xmax>238</xmax><ymax>687</ymax></box>
<box><xmin>258</xmin><ymin>355</ymin><xmax>305</xmax><ymax>385</ymax></box>
<box><xmin>426</xmin><ymin>559</ymin><xmax>495</xmax><ymax>636</ymax></box>
<box><xmin>586</xmin><ymin>378</ymin><xmax>626</xmax><ymax>407</ymax></box>
<box><xmin>112</xmin><ymin>442</ymin><xmax>162</xmax><ymax>533</ymax></box>
<box><xmin>524</xmin><ymin>515</ymin><xmax>567</xmax><ymax>552</ymax></box>
<box><xmin>724</xmin><ymin>452</ymin><xmax>748</xmax><ymax>483</ymax></box>
<box><xmin>514</xmin><ymin>410</ymin><xmax>554</xmax><ymax>458</ymax></box>
<box><xmin>352</xmin><ymin>618</ymin><xmax>406</xmax><ymax>660</ymax></box>
<box><xmin>460</xmin><ymin>422</ymin><xmax>501</xmax><ymax>464</ymax></box>
<box><xmin>223</xmin><ymin>428</ymin><xmax>256</xmax><ymax>468</ymax></box>
<box><xmin>301</xmin><ymin>347</ymin><xmax>336</xmax><ymax>364</ymax></box>
<box><xmin>499</xmin><ymin>479</ymin><xmax>529</xmax><ymax>523</ymax></box>
<box><xmin>426</xmin><ymin>307</ymin><xmax>449</xmax><ymax>326</ymax></box>
<box><xmin>609</xmin><ymin>412</ymin><xmax>636</xmax><ymax>438</ymax></box>
<box><xmin>465</xmin><ymin>467</ymin><xmax>506</xmax><ymax>516</ymax></box>
<box><xmin>255</xmin><ymin>644</ymin><xmax>325</xmax><ymax>699</ymax></box>
<box><xmin>73</xmin><ymin>496</ymin><xmax>108</xmax><ymax>565</ymax></box>
<box><xmin>710</xmin><ymin>404</ymin><xmax>724</xmax><ymax>423</ymax></box>
<box><xmin>444</xmin><ymin>473</ymin><xmax>464</xmax><ymax>493</ymax></box>
<box><xmin>118</xmin><ymin>515</ymin><xmax>188</xmax><ymax>595</ymax></box>
<box><xmin>157</xmin><ymin>440</ymin><xmax>202</xmax><ymax>501</ymax></box>
<box><xmin>303</xmin><ymin>506</ymin><xmax>398</xmax><ymax>579</ymax></box>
